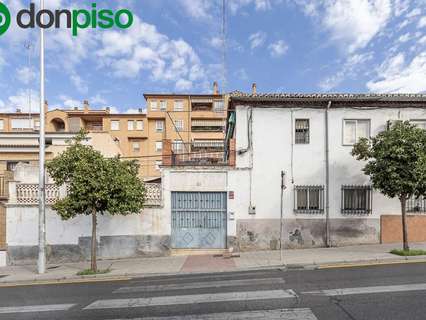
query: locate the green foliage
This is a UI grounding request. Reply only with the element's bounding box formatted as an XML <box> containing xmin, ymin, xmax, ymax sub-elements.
<box><xmin>390</xmin><ymin>249</ymin><xmax>426</xmax><ymax>256</ymax></box>
<box><xmin>46</xmin><ymin>130</ymin><xmax>145</xmax><ymax>220</ymax></box>
<box><xmin>352</xmin><ymin>121</ymin><xmax>426</xmax><ymax>200</ymax></box>
<box><xmin>77</xmin><ymin>268</ymin><xmax>110</xmax><ymax>276</ymax></box>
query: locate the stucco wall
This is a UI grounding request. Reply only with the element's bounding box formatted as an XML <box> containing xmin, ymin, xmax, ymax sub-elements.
<box><xmin>6</xmin><ymin>205</ymin><xmax>167</xmax><ymax>264</ymax></box>
<box><xmin>232</xmin><ymin>105</ymin><xmax>426</xmax><ymax>248</ymax></box>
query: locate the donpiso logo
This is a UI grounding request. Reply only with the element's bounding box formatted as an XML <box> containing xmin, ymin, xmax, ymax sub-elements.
<box><xmin>0</xmin><ymin>2</ymin><xmax>133</xmax><ymax>37</ymax></box>
<box><xmin>0</xmin><ymin>2</ymin><xmax>11</xmax><ymax>36</ymax></box>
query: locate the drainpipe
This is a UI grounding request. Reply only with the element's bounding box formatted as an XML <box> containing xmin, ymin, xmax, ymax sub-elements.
<box><xmin>325</xmin><ymin>101</ymin><xmax>332</xmax><ymax>247</ymax></box>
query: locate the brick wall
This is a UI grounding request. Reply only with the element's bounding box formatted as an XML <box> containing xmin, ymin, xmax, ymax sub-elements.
<box><xmin>381</xmin><ymin>215</ymin><xmax>426</xmax><ymax>243</ymax></box>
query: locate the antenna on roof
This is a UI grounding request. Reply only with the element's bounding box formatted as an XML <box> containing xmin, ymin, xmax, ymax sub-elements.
<box><xmin>24</xmin><ymin>41</ymin><xmax>33</xmax><ymax>126</ymax></box>
<box><xmin>222</xmin><ymin>0</ymin><xmax>227</xmax><ymax>93</ymax></box>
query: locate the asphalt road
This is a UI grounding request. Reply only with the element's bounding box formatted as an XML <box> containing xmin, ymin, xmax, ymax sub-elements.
<box><xmin>1</xmin><ymin>262</ymin><xmax>426</xmax><ymax>319</ymax></box>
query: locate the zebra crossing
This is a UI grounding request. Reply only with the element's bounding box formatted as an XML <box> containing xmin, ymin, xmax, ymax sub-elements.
<box><xmin>3</xmin><ymin>271</ymin><xmax>426</xmax><ymax>319</ymax></box>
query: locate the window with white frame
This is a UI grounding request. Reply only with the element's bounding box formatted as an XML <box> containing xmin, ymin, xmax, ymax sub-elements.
<box><xmin>136</xmin><ymin>120</ymin><xmax>144</xmax><ymax>131</ymax></box>
<box><xmin>155</xmin><ymin>141</ymin><xmax>163</xmax><ymax>152</ymax></box>
<box><xmin>341</xmin><ymin>185</ymin><xmax>372</xmax><ymax>215</ymax></box>
<box><xmin>127</xmin><ymin>120</ymin><xmax>135</xmax><ymax>131</ymax></box>
<box><xmin>150</xmin><ymin>100</ymin><xmax>158</xmax><ymax>111</ymax></box>
<box><xmin>343</xmin><ymin>119</ymin><xmax>370</xmax><ymax>145</ymax></box>
<box><xmin>160</xmin><ymin>100</ymin><xmax>167</xmax><ymax>111</ymax></box>
<box><xmin>174</xmin><ymin>100</ymin><xmax>184</xmax><ymax>111</ymax></box>
<box><xmin>294</xmin><ymin>186</ymin><xmax>324</xmax><ymax>214</ymax></box>
<box><xmin>156</xmin><ymin>120</ymin><xmax>164</xmax><ymax>132</ymax></box>
<box><xmin>0</xmin><ymin>119</ymin><xmax>4</xmax><ymax>130</ymax></box>
<box><xmin>11</xmin><ymin>118</ymin><xmax>33</xmax><ymax>130</ymax></box>
<box><xmin>111</xmin><ymin>120</ymin><xmax>120</xmax><ymax>131</ymax></box>
<box><xmin>132</xmin><ymin>141</ymin><xmax>140</xmax><ymax>152</ymax></box>
<box><xmin>173</xmin><ymin>140</ymin><xmax>184</xmax><ymax>153</ymax></box>
<box><xmin>411</xmin><ymin>120</ymin><xmax>426</xmax><ymax>129</ymax></box>
<box><xmin>155</xmin><ymin>160</ymin><xmax>162</xmax><ymax>171</ymax></box>
<box><xmin>295</xmin><ymin>119</ymin><xmax>310</xmax><ymax>144</ymax></box>
<box><xmin>213</xmin><ymin>100</ymin><xmax>224</xmax><ymax>112</ymax></box>
<box><xmin>174</xmin><ymin>119</ymin><xmax>184</xmax><ymax>132</ymax></box>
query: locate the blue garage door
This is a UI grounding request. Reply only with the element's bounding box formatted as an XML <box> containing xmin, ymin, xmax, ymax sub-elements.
<box><xmin>171</xmin><ymin>192</ymin><xmax>227</xmax><ymax>249</ymax></box>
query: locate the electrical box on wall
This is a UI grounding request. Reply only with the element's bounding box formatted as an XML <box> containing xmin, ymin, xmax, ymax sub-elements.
<box><xmin>248</xmin><ymin>205</ymin><xmax>256</xmax><ymax>215</ymax></box>
<box><xmin>228</xmin><ymin>211</ymin><xmax>235</xmax><ymax>221</ymax></box>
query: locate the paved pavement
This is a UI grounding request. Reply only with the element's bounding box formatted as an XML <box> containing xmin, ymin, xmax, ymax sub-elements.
<box><xmin>1</xmin><ymin>262</ymin><xmax>426</xmax><ymax>319</ymax></box>
<box><xmin>1</xmin><ymin>242</ymin><xmax>426</xmax><ymax>284</ymax></box>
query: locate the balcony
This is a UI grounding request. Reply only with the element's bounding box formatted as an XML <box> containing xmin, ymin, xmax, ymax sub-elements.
<box><xmin>191</xmin><ymin>120</ymin><xmax>225</xmax><ymax>132</ymax></box>
<box><xmin>191</xmin><ymin>99</ymin><xmax>225</xmax><ymax>117</ymax></box>
<box><xmin>84</xmin><ymin>122</ymin><xmax>103</xmax><ymax>132</ymax></box>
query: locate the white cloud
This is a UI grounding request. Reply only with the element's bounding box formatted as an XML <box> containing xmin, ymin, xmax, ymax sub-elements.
<box><xmin>418</xmin><ymin>16</ymin><xmax>426</xmax><ymax>28</ymax></box>
<box><xmin>367</xmin><ymin>53</ymin><xmax>426</xmax><ymax>93</ymax></box>
<box><xmin>16</xmin><ymin>66</ymin><xmax>36</xmax><ymax>84</ymax></box>
<box><xmin>398</xmin><ymin>32</ymin><xmax>411</xmax><ymax>43</ymax></box>
<box><xmin>178</xmin><ymin>0</ymin><xmax>213</xmax><ymax>19</ymax></box>
<box><xmin>70</xmin><ymin>74</ymin><xmax>88</xmax><ymax>94</ymax></box>
<box><xmin>268</xmin><ymin>40</ymin><xmax>289</xmax><ymax>57</ymax></box>
<box><xmin>0</xmin><ymin>90</ymin><xmax>40</xmax><ymax>113</ymax></box>
<box><xmin>95</xmin><ymin>17</ymin><xmax>205</xmax><ymax>90</ymax></box>
<box><xmin>249</xmin><ymin>31</ymin><xmax>267</xmax><ymax>49</ymax></box>
<box><xmin>229</xmin><ymin>0</ymin><xmax>273</xmax><ymax>13</ymax></box>
<box><xmin>322</xmin><ymin>0</ymin><xmax>391</xmax><ymax>53</ymax></box>
<box><xmin>294</xmin><ymin>0</ymin><xmax>391</xmax><ymax>53</ymax></box>
<box><xmin>175</xmin><ymin>79</ymin><xmax>193</xmax><ymax>91</ymax></box>
<box><xmin>319</xmin><ymin>52</ymin><xmax>373</xmax><ymax>90</ymax></box>
<box><xmin>406</xmin><ymin>8</ymin><xmax>421</xmax><ymax>18</ymax></box>
<box><xmin>90</xmin><ymin>94</ymin><xmax>108</xmax><ymax>106</ymax></box>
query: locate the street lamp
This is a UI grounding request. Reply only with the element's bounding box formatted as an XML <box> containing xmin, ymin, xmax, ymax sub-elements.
<box><xmin>38</xmin><ymin>0</ymin><xmax>46</xmax><ymax>274</ymax></box>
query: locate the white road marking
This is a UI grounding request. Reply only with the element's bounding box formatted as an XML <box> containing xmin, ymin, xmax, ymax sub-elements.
<box><xmin>0</xmin><ymin>303</ymin><xmax>75</xmax><ymax>314</ymax></box>
<box><xmin>114</xmin><ymin>277</ymin><xmax>285</xmax><ymax>293</ymax></box>
<box><xmin>84</xmin><ymin>289</ymin><xmax>297</xmax><ymax>310</ymax></box>
<box><xmin>109</xmin><ymin>308</ymin><xmax>318</xmax><ymax>320</ymax></box>
<box><xmin>304</xmin><ymin>283</ymin><xmax>426</xmax><ymax>296</ymax></box>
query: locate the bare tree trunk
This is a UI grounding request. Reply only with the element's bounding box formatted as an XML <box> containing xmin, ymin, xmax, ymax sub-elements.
<box><xmin>401</xmin><ymin>197</ymin><xmax>409</xmax><ymax>251</ymax></box>
<box><xmin>91</xmin><ymin>209</ymin><xmax>97</xmax><ymax>272</ymax></box>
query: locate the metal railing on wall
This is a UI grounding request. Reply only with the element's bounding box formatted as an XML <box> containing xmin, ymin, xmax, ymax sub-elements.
<box><xmin>13</xmin><ymin>182</ymin><xmax>163</xmax><ymax>207</ymax></box>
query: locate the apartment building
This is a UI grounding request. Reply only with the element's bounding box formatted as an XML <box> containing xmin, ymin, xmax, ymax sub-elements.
<box><xmin>0</xmin><ymin>84</ymin><xmax>226</xmax><ymax>185</ymax></box>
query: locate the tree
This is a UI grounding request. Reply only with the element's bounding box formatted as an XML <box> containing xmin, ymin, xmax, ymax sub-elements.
<box><xmin>46</xmin><ymin>131</ymin><xmax>145</xmax><ymax>271</ymax></box>
<box><xmin>352</xmin><ymin>121</ymin><xmax>426</xmax><ymax>251</ymax></box>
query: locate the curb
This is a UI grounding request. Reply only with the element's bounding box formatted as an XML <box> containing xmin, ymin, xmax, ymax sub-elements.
<box><xmin>0</xmin><ymin>256</ymin><xmax>425</xmax><ymax>287</ymax></box>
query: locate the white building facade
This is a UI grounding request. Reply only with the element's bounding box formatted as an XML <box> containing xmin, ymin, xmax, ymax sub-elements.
<box><xmin>227</xmin><ymin>93</ymin><xmax>426</xmax><ymax>250</ymax></box>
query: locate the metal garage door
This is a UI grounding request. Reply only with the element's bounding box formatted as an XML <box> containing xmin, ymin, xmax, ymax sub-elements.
<box><xmin>171</xmin><ymin>192</ymin><xmax>227</xmax><ymax>249</ymax></box>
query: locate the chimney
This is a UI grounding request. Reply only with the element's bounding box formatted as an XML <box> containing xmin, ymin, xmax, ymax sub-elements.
<box><xmin>106</xmin><ymin>107</ymin><xmax>111</xmax><ymax>113</ymax></box>
<box><xmin>213</xmin><ymin>81</ymin><xmax>219</xmax><ymax>95</ymax></box>
<box><xmin>74</xmin><ymin>107</ymin><xmax>78</xmax><ymax>111</ymax></box>
<box><xmin>16</xmin><ymin>108</ymin><xmax>21</xmax><ymax>113</ymax></box>
<box><xmin>44</xmin><ymin>100</ymin><xmax>48</xmax><ymax>114</ymax></box>
<box><xmin>138</xmin><ymin>108</ymin><xmax>143</xmax><ymax>113</ymax></box>
<box><xmin>251</xmin><ymin>83</ymin><xmax>257</xmax><ymax>95</ymax></box>
<box><xmin>83</xmin><ymin>100</ymin><xmax>89</xmax><ymax>113</ymax></box>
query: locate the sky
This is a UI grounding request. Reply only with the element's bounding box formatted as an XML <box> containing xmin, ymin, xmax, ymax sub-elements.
<box><xmin>0</xmin><ymin>0</ymin><xmax>425</xmax><ymax>113</ymax></box>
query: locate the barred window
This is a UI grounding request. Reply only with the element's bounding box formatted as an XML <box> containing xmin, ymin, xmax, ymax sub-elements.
<box><xmin>406</xmin><ymin>196</ymin><xmax>426</xmax><ymax>213</ymax></box>
<box><xmin>294</xmin><ymin>186</ymin><xmax>324</xmax><ymax>214</ymax></box>
<box><xmin>295</xmin><ymin>119</ymin><xmax>309</xmax><ymax>144</ymax></box>
<box><xmin>341</xmin><ymin>185</ymin><xmax>372</xmax><ymax>215</ymax></box>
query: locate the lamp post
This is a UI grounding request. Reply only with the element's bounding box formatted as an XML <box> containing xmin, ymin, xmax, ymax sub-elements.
<box><xmin>37</xmin><ymin>0</ymin><xmax>46</xmax><ymax>274</ymax></box>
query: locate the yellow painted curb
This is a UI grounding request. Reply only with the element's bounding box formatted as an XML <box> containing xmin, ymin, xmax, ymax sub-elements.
<box><xmin>318</xmin><ymin>259</ymin><xmax>426</xmax><ymax>269</ymax></box>
<box><xmin>0</xmin><ymin>276</ymin><xmax>132</xmax><ymax>288</ymax></box>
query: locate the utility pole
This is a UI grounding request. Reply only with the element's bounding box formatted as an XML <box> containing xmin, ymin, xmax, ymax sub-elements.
<box><xmin>280</xmin><ymin>171</ymin><xmax>286</xmax><ymax>263</ymax></box>
<box><xmin>38</xmin><ymin>0</ymin><xmax>46</xmax><ymax>274</ymax></box>
<box><xmin>24</xmin><ymin>42</ymin><xmax>32</xmax><ymax>127</ymax></box>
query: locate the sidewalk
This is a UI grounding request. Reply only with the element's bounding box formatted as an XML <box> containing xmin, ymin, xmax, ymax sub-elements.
<box><xmin>1</xmin><ymin>242</ymin><xmax>426</xmax><ymax>285</ymax></box>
